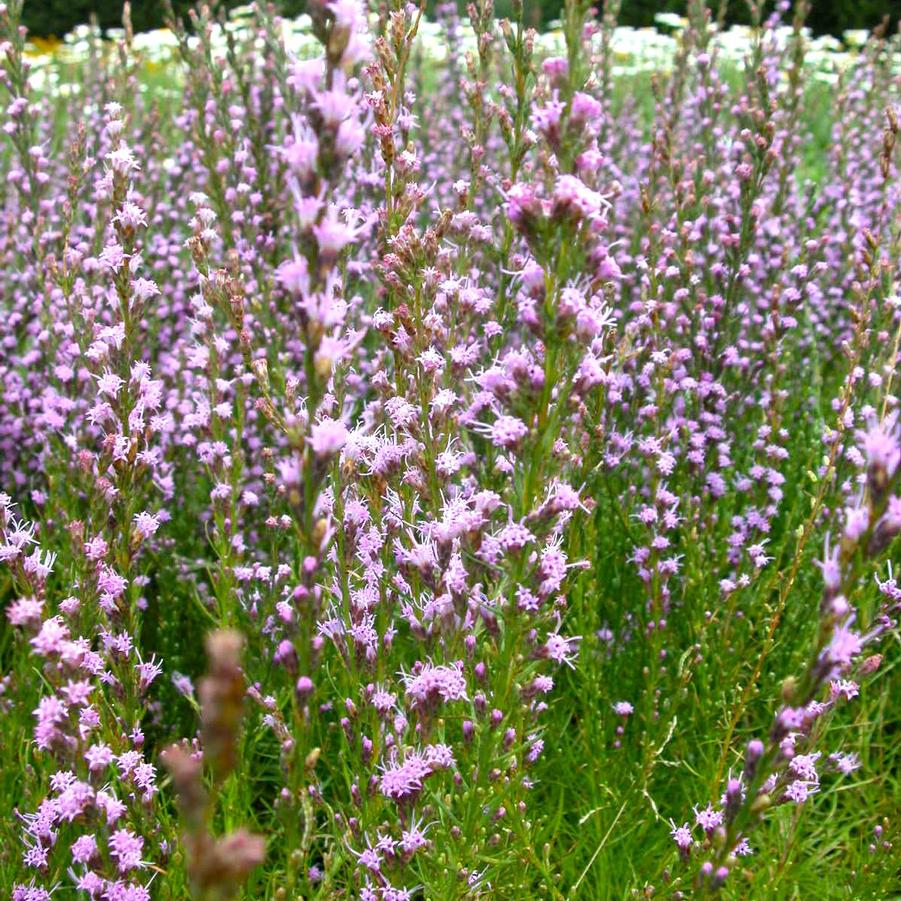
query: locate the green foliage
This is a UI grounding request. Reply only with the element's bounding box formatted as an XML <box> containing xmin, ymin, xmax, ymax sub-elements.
<box><xmin>22</xmin><ymin>0</ymin><xmax>303</xmax><ymax>37</ymax></box>
<box><xmin>22</xmin><ymin>1</ymin><xmax>223</xmax><ymax>36</ymax></box>
<box><xmin>524</xmin><ymin>0</ymin><xmax>901</xmax><ymax>33</ymax></box>
<box><xmin>22</xmin><ymin>0</ymin><xmax>901</xmax><ymax>38</ymax></box>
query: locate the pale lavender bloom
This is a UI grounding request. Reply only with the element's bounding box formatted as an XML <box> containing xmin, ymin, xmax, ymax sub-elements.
<box><xmin>310</xmin><ymin>419</ymin><xmax>349</xmax><ymax>458</ymax></box>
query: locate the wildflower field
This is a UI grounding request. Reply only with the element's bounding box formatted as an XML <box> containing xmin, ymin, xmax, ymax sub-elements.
<box><xmin>2</xmin><ymin>0</ymin><xmax>901</xmax><ymax>897</ymax></box>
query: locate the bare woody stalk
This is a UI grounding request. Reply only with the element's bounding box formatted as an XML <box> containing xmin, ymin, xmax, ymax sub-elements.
<box><xmin>162</xmin><ymin>630</ymin><xmax>265</xmax><ymax>900</ymax></box>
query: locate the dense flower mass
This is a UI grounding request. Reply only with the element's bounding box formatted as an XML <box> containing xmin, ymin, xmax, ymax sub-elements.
<box><xmin>0</xmin><ymin>0</ymin><xmax>900</xmax><ymax>897</ymax></box>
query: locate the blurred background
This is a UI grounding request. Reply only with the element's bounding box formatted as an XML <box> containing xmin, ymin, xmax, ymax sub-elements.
<box><xmin>21</xmin><ymin>0</ymin><xmax>901</xmax><ymax>39</ymax></box>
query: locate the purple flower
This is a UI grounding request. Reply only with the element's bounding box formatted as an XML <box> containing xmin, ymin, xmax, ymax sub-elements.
<box><xmin>378</xmin><ymin>750</ymin><xmax>433</xmax><ymax>803</ymax></box>
<box><xmin>670</xmin><ymin>820</ymin><xmax>693</xmax><ymax>850</ymax></box>
<box><xmin>310</xmin><ymin>419</ymin><xmax>349</xmax><ymax>458</ymax></box>
<box><xmin>108</xmin><ymin>828</ymin><xmax>145</xmax><ymax>873</ymax></box>
<box><xmin>694</xmin><ymin>804</ymin><xmax>724</xmax><ymax>834</ymax></box>
<box><xmin>403</xmin><ymin>662</ymin><xmax>468</xmax><ymax>710</ymax></box>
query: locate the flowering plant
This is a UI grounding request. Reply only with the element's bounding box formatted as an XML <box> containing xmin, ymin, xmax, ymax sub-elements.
<box><xmin>0</xmin><ymin>0</ymin><xmax>899</xmax><ymax>897</ymax></box>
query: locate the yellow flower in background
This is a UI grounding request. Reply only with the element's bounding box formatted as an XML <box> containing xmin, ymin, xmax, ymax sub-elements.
<box><xmin>24</xmin><ymin>35</ymin><xmax>62</xmax><ymax>58</ymax></box>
